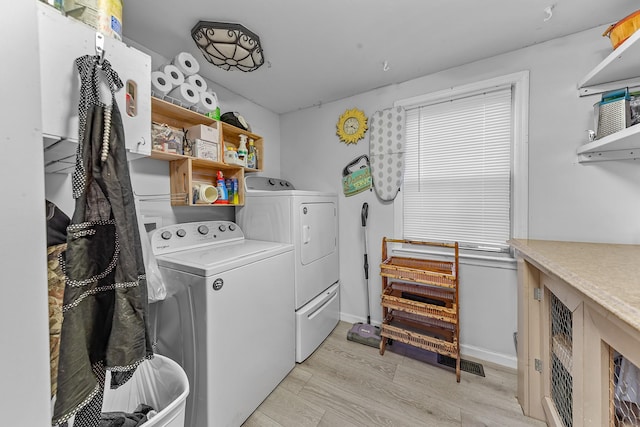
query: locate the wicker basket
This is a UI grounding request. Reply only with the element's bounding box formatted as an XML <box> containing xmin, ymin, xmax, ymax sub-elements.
<box><xmin>381</xmin><ymin>323</ymin><xmax>457</xmax><ymax>358</ymax></box>
<box><xmin>380</xmin><ymin>256</ymin><xmax>456</xmax><ymax>288</ymax></box>
<box><xmin>382</xmin><ymin>288</ymin><xmax>457</xmax><ymax>323</ymax></box>
<box><xmin>387</xmin><ymin>281</ymin><xmax>454</xmax><ymax>302</ymax></box>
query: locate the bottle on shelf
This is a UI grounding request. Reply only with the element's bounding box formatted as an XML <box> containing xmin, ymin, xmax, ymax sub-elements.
<box><xmin>237</xmin><ymin>134</ymin><xmax>248</xmax><ymax>167</ymax></box>
<box><xmin>247</xmin><ymin>138</ymin><xmax>257</xmax><ymax>169</ymax></box>
<box><xmin>232</xmin><ymin>178</ymin><xmax>239</xmax><ymax>204</ymax></box>
<box><xmin>214</xmin><ymin>170</ymin><xmax>228</xmax><ymax>204</ymax></box>
<box><xmin>224</xmin><ymin>145</ymin><xmax>239</xmax><ymax>165</ymax></box>
<box><xmin>226</xmin><ymin>178</ymin><xmax>234</xmax><ymax>204</ymax></box>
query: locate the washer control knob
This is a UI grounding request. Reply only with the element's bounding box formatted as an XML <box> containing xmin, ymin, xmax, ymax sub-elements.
<box><xmin>176</xmin><ymin>229</ymin><xmax>186</xmax><ymax>238</ymax></box>
<box><xmin>228</xmin><ymin>224</ymin><xmax>236</xmax><ymax>231</ymax></box>
<box><xmin>197</xmin><ymin>225</ymin><xmax>209</xmax><ymax>235</ymax></box>
<box><xmin>161</xmin><ymin>231</ymin><xmax>172</xmax><ymax>240</ymax></box>
<box><xmin>279</xmin><ymin>181</ymin><xmax>285</xmax><ymax>186</ymax></box>
<box><xmin>218</xmin><ymin>224</ymin><xmax>227</xmax><ymax>232</ymax></box>
<box><xmin>285</xmin><ymin>182</ymin><xmax>291</xmax><ymax>187</ymax></box>
<box><xmin>268</xmin><ymin>178</ymin><xmax>276</xmax><ymax>186</ymax></box>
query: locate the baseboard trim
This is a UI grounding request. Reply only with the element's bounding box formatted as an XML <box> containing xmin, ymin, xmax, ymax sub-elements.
<box><xmin>340</xmin><ymin>312</ymin><xmax>381</xmax><ymax>327</ymax></box>
<box><xmin>460</xmin><ymin>344</ymin><xmax>517</xmax><ymax>370</ymax></box>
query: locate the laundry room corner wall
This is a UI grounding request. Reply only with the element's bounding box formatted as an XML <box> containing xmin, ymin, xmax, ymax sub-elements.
<box><xmin>280</xmin><ymin>24</ymin><xmax>640</xmax><ymax>368</ymax></box>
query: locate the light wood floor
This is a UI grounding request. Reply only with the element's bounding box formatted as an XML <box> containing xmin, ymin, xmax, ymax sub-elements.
<box><xmin>242</xmin><ymin>321</ymin><xmax>546</xmax><ymax>427</ymax></box>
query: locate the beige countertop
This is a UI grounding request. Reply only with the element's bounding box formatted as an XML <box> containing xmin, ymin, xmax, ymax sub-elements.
<box><xmin>509</xmin><ymin>239</ymin><xmax>640</xmax><ymax>333</ymax></box>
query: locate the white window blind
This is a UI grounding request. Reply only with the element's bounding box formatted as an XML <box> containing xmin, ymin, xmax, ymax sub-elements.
<box><xmin>403</xmin><ymin>87</ymin><xmax>513</xmax><ymax>251</ymax></box>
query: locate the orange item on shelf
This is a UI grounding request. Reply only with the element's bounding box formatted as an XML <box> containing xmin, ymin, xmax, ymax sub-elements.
<box><xmin>603</xmin><ymin>10</ymin><xmax>640</xmax><ymax>50</ymax></box>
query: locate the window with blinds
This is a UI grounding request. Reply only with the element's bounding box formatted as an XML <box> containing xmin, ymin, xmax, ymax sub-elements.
<box><xmin>402</xmin><ymin>87</ymin><xmax>513</xmax><ymax>252</ymax></box>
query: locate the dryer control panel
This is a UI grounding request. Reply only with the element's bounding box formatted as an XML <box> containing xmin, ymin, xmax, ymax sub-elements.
<box><xmin>151</xmin><ymin>221</ymin><xmax>244</xmax><ymax>255</ymax></box>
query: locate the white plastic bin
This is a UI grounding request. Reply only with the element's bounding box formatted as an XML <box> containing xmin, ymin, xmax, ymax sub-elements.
<box><xmin>102</xmin><ymin>355</ymin><xmax>189</xmax><ymax>427</ymax></box>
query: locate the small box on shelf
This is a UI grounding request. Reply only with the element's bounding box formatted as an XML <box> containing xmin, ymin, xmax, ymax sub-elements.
<box><xmin>192</xmin><ymin>139</ymin><xmax>219</xmax><ymax>162</ymax></box>
<box><xmin>186</xmin><ymin>123</ymin><xmax>219</xmax><ymax>144</ymax></box>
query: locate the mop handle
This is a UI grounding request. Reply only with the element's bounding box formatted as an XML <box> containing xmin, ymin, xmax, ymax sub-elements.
<box><xmin>361</xmin><ymin>202</ymin><xmax>369</xmax><ymax>280</ymax></box>
<box><xmin>361</xmin><ymin>202</ymin><xmax>370</xmax><ymax>324</ymax></box>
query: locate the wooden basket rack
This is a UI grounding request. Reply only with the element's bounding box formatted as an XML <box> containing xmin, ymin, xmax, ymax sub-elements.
<box><xmin>379</xmin><ymin>237</ymin><xmax>461</xmax><ymax>382</ymax></box>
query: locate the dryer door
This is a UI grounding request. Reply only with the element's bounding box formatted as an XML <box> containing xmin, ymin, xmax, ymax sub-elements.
<box><xmin>299</xmin><ymin>202</ymin><xmax>336</xmax><ymax>265</ymax></box>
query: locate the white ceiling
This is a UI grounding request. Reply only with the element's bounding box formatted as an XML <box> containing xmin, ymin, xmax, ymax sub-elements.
<box><xmin>123</xmin><ymin>0</ymin><xmax>637</xmax><ymax>114</ymax></box>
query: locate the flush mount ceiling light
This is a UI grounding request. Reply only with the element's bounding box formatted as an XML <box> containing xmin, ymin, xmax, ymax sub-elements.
<box><xmin>191</xmin><ymin>21</ymin><xmax>264</xmax><ymax>72</ymax></box>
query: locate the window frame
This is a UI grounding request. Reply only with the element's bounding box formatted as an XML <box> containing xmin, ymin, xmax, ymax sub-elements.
<box><xmin>393</xmin><ymin>71</ymin><xmax>529</xmax><ymax>262</ymax></box>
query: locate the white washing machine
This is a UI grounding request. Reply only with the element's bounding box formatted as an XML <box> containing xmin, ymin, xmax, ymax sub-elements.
<box><xmin>150</xmin><ymin>220</ymin><xmax>294</xmax><ymax>427</ymax></box>
<box><xmin>236</xmin><ymin>176</ymin><xmax>340</xmax><ymax>362</ymax></box>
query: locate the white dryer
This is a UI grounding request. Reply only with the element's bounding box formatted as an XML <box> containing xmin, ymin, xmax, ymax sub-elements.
<box><xmin>150</xmin><ymin>220</ymin><xmax>294</xmax><ymax>427</ymax></box>
<box><xmin>237</xmin><ymin>176</ymin><xmax>340</xmax><ymax>362</ymax></box>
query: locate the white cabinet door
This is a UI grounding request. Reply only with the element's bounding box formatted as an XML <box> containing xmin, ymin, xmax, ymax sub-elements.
<box><xmin>38</xmin><ymin>3</ymin><xmax>151</xmax><ymax>173</ymax></box>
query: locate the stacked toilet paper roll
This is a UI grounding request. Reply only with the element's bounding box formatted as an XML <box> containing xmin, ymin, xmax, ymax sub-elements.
<box><xmin>150</xmin><ymin>71</ymin><xmax>172</xmax><ymax>96</ymax></box>
<box><xmin>152</xmin><ymin>64</ymin><xmax>186</xmax><ymax>98</ymax></box>
<box><xmin>159</xmin><ymin>64</ymin><xmax>185</xmax><ymax>87</ymax></box>
<box><xmin>151</xmin><ymin>52</ymin><xmax>206</xmax><ymax>108</ymax></box>
<box><xmin>172</xmin><ymin>52</ymin><xmax>200</xmax><ymax>77</ymax></box>
<box><xmin>186</xmin><ymin>74</ymin><xmax>207</xmax><ymax>92</ymax></box>
<box><xmin>168</xmin><ymin>83</ymin><xmax>200</xmax><ymax>107</ymax></box>
<box><xmin>197</xmin><ymin>91</ymin><xmax>218</xmax><ymax>112</ymax></box>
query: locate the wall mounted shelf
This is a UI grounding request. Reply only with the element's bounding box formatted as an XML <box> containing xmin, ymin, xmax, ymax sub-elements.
<box><xmin>577</xmin><ymin>124</ymin><xmax>640</xmax><ymax>163</ymax></box>
<box><xmin>576</xmin><ymin>30</ymin><xmax>640</xmax><ymax>163</ymax></box>
<box><xmin>150</xmin><ymin>98</ymin><xmax>266</xmax><ymax>205</ymax></box>
<box><xmin>578</xmin><ymin>30</ymin><xmax>640</xmax><ymax>97</ymax></box>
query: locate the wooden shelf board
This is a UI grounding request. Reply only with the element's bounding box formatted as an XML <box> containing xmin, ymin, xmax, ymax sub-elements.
<box><xmin>579</xmin><ymin>30</ymin><xmax>640</xmax><ymax>89</ymax></box>
<box><xmin>190</xmin><ymin>157</ymin><xmax>242</xmax><ymax>171</ymax></box>
<box><xmin>151</xmin><ymin>97</ymin><xmax>215</xmax><ymax>128</ymax></box>
<box><xmin>151</xmin><ymin>150</ymin><xmax>246</xmax><ymax>172</ymax></box>
<box><xmin>150</xmin><ymin>150</ymin><xmax>189</xmax><ymax>161</ymax></box>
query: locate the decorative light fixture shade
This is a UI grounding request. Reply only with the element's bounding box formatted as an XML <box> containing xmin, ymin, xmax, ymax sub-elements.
<box><xmin>191</xmin><ymin>21</ymin><xmax>264</xmax><ymax>72</ymax></box>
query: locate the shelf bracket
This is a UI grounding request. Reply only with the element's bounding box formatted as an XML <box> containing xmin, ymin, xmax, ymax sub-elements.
<box><xmin>578</xmin><ymin>149</ymin><xmax>640</xmax><ymax>163</ymax></box>
<box><xmin>578</xmin><ymin>79</ymin><xmax>640</xmax><ymax>98</ymax></box>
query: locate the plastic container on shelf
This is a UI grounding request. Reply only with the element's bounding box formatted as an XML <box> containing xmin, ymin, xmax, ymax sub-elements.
<box><xmin>225</xmin><ymin>178</ymin><xmax>234</xmax><ymax>203</ymax></box>
<box><xmin>102</xmin><ymin>355</ymin><xmax>189</xmax><ymax>427</ymax></box>
<box><xmin>224</xmin><ymin>146</ymin><xmax>239</xmax><ymax>165</ymax></box>
<box><xmin>65</xmin><ymin>0</ymin><xmax>124</xmax><ymax>41</ymax></box>
<box><xmin>232</xmin><ymin>178</ymin><xmax>239</xmax><ymax>204</ymax></box>
<box><xmin>247</xmin><ymin>138</ymin><xmax>257</xmax><ymax>169</ymax></box>
<box><xmin>214</xmin><ymin>170</ymin><xmax>228</xmax><ymax>204</ymax></box>
<box><xmin>237</xmin><ymin>134</ymin><xmax>248</xmax><ymax>167</ymax></box>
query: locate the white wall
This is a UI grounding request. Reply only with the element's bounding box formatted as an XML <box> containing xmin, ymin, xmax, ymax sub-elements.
<box><xmin>280</xmin><ymin>25</ymin><xmax>640</xmax><ymax>367</ymax></box>
<box><xmin>0</xmin><ymin>1</ymin><xmax>52</xmax><ymax>423</ymax></box>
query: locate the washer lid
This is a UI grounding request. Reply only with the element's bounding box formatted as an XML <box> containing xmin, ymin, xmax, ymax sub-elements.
<box><xmin>156</xmin><ymin>239</ymin><xmax>293</xmax><ymax>276</ymax></box>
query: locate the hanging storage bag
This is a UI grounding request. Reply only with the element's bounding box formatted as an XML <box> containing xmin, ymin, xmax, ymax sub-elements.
<box><xmin>342</xmin><ymin>154</ymin><xmax>372</xmax><ymax>197</ymax></box>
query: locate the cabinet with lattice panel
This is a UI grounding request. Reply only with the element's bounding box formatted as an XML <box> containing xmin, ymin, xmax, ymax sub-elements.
<box><xmin>379</xmin><ymin>237</ymin><xmax>461</xmax><ymax>382</ymax></box>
